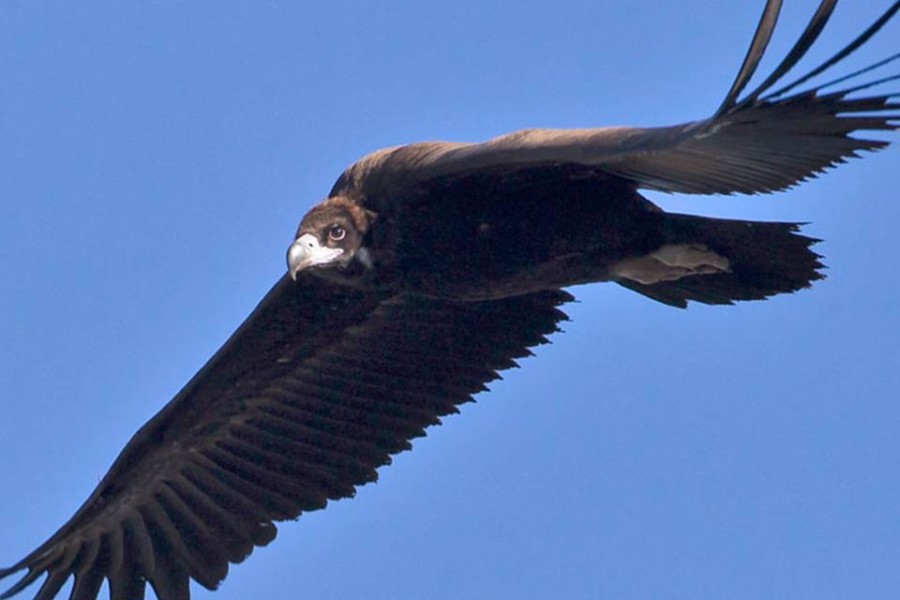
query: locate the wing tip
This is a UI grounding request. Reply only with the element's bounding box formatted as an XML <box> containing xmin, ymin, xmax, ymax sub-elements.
<box><xmin>0</xmin><ymin>567</ymin><xmax>42</xmax><ymax>600</ymax></box>
<box><xmin>714</xmin><ymin>0</ymin><xmax>785</xmax><ymax>116</ymax></box>
<box><xmin>744</xmin><ymin>1</ymin><xmax>900</xmax><ymax>107</ymax></box>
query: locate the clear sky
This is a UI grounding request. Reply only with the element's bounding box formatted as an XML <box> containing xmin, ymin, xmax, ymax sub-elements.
<box><xmin>1</xmin><ymin>2</ymin><xmax>899</xmax><ymax>599</ymax></box>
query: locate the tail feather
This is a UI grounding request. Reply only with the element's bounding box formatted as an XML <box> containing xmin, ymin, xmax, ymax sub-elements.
<box><xmin>618</xmin><ymin>213</ymin><xmax>825</xmax><ymax>308</ymax></box>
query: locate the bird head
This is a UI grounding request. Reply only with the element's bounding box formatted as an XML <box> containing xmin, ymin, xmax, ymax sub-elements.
<box><xmin>287</xmin><ymin>196</ymin><xmax>376</xmax><ymax>280</ymax></box>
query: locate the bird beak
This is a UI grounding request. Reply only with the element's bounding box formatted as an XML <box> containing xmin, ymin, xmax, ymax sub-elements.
<box><xmin>287</xmin><ymin>233</ymin><xmax>344</xmax><ymax>280</ymax></box>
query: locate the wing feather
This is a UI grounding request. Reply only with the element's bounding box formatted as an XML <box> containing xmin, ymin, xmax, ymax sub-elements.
<box><xmin>722</xmin><ymin>0</ymin><xmax>835</xmax><ymax>113</ymax></box>
<box><xmin>715</xmin><ymin>0</ymin><xmax>785</xmax><ymax>116</ymax></box>
<box><xmin>68</xmin><ymin>568</ymin><xmax>104</xmax><ymax>600</ymax></box>
<box><xmin>1</xmin><ymin>275</ymin><xmax>571</xmax><ymax>600</ymax></box>
<box><xmin>765</xmin><ymin>0</ymin><xmax>900</xmax><ymax>99</ymax></box>
<box><xmin>106</xmin><ymin>566</ymin><xmax>146</xmax><ymax>600</ymax></box>
<box><xmin>31</xmin><ymin>571</ymin><xmax>68</xmax><ymax>600</ymax></box>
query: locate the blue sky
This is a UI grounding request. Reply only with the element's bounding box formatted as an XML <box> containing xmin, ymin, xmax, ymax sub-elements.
<box><xmin>1</xmin><ymin>2</ymin><xmax>898</xmax><ymax>599</ymax></box>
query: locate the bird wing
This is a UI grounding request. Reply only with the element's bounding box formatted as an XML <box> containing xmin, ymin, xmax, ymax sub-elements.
<box><xmin>331</xmin><ymin>0</ymin><xmax>899</xmax><ymax>199</ymax></box>
<box><xmin>0</xmin><ymin>275</ymin><xmax>571</xmax><ymax>600</ymax></box>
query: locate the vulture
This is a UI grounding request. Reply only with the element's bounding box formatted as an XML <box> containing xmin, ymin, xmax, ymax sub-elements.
<box><xmin>2</xmin><ymin>1</ymin><xmax>898</xmax><ymax>599</ymax></box>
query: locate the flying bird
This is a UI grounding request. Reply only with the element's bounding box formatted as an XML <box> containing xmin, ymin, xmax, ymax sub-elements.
<box><xmin>2</xmin><ymin>1</ymin><xmax>899</xmax><ymax>599</ymax></box>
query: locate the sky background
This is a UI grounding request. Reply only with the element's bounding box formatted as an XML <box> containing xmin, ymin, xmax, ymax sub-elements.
<box><xmin>1</xmin><ymin>1</ymin><xmax>899</xmax><ymax>599</ymax></box>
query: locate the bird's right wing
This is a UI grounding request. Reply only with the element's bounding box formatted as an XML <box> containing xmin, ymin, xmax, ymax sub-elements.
<box><xmin>332</xmin><ymin>0</ymin><xmax>899</xmax><ymax>199</ymax></box>
<box><xmin>0</xmin><ymin>274</ymin><xmax>571</xmax><ymax>600</ymax></box>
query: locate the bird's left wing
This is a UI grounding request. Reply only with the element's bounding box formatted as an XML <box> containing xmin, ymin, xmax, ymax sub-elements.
<box><xmin>332</xmin><ymin>0</ymin><xmax>899</xmax><ymax>199</ymax></box>
<box><xmin>0</xmin><ymin>274</ymin><xmax>571</xmax><ymax>600</ymax></box>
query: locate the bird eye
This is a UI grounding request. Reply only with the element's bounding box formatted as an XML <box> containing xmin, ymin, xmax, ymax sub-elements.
<box><xmin>328</xmin><ymin>224</ymin><xmax>346</xmax><ymax>241</ymax></box>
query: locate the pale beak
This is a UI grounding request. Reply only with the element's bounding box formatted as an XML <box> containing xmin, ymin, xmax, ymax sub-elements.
<box><xmin>287</xmin><ymin>233</ymin><xmax>344</xmax><ymax>280</ymax></box>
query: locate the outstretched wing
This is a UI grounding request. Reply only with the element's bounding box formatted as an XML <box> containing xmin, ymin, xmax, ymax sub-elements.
<box><xmin>0</xmin><ymin>276</ymin><xmax>571</xmax><ymax>600</ymax></box>
<box><xmin>331</xmin><ymin>0</ymin><xmax>899</xmax><ymax>199</ymax></box>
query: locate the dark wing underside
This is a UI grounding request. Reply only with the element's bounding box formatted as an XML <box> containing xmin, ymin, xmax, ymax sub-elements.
<box><xmin>0</xmin><ymin>276</ymin><xmax>571</xmax><ymax>600</ymax></box>
<box><xmin>331</xmin><ymin>1</ymin><xmax>898</xmax><ymax>200</ymax></box>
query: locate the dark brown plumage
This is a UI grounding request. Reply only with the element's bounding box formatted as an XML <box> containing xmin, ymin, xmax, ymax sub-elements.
<box><xmin>2</xmin><ymin>1</ymin><xmax>898</xmax><ymax>599</ymax></box>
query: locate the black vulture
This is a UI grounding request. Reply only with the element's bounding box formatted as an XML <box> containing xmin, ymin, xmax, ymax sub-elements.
<box><xmin>2</xmin><ymin>1</ymin><xmax>898</xmax><ymax>599</ymax></box>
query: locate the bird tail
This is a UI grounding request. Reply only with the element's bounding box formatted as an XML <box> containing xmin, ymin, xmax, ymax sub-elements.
<box><xmin>615</xmin><ymin>213</ymin><xmax>825</xmax><ymax>308</ymax></box>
